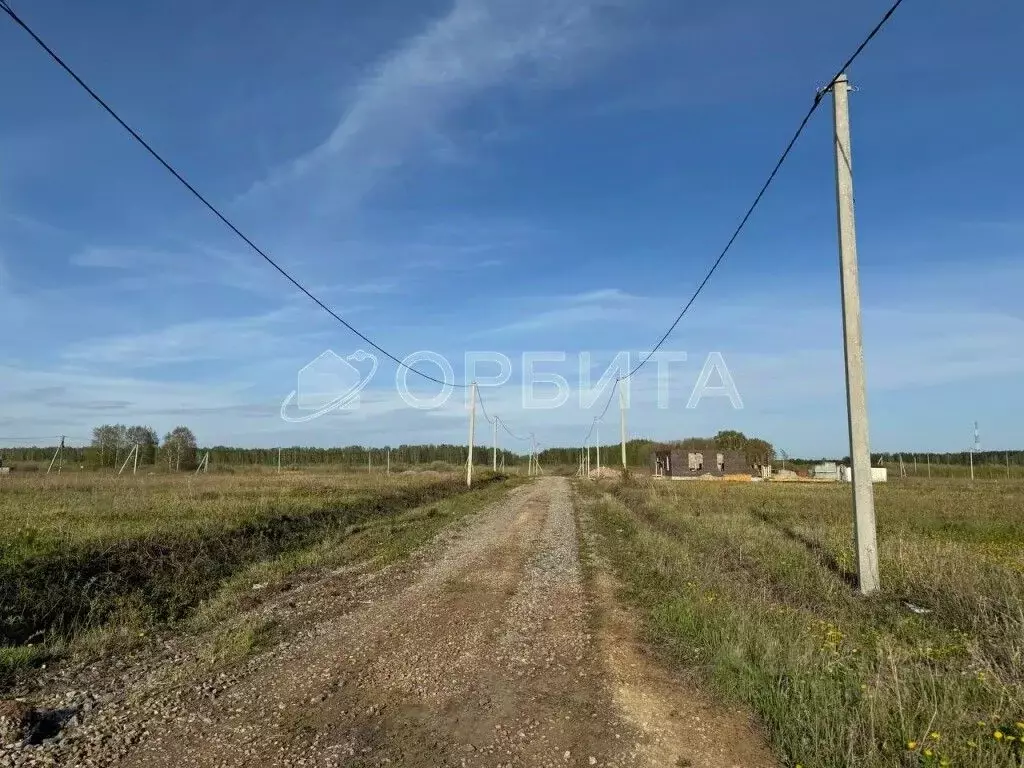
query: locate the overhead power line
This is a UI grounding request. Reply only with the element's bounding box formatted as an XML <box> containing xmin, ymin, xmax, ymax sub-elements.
<box><xmin>476</xmin><ymin>388</ymin><xmax>495</xmax><ymax>425</ymax></box>
<box><xmin>0</xmin><ymin>0</ymin><xmax>465</xmax><ymax>389</ymax></box>
<box><xmin>621</xmin><ymin>0</ymin><xmax>908</xmax><ymax>381</ymax></box>
<box><xmin>582</xmin><ymin>377</ymin><xmax>618</xmax><ymax>444</ymax></box>
<box><xmin>475</xmin><ymin>387</ymin><xmax>532</xmax><ymax>443</ymax></box>
<box><xmin>498</xmin><ymin>417</ymin><xmax>531</xmax><ymax>443</ymax></box>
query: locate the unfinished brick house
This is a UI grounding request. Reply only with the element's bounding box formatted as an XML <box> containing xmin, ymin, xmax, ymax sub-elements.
<box><xmin>651</xmin><ymin>443</ymin><xmax>749</xmax><ymax>478</ymax></box>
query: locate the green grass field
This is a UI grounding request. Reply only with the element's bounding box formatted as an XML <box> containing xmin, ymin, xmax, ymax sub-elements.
<box><xmin>581</xmin><ymin>477</ymin><xmax>1024</xmax><ymax>768</ymax></box>
<box><xmin>0</xmin><ymin>467</ymin><xmax>511</xmax><ymax>687</ymax></box>
<box><xmin>0</xmin><ymin>467</ymin><xmax>474</xmax><ymax>561</ymax></box>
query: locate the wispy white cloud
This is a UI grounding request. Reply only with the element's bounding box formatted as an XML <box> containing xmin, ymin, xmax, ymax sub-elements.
<box><xmin>241</xmin><ymin>0</ymin><xmax>624</xmax><ymax>210</ymax></box>
<box><xmin>477</xmin><ymin>288</ymin><xmax>643</xmax><ymax>335</ymax></box>
<box><xmin>60</xmin><ymin>305</ymin><xmax>331</xmax><ymax>369</ymax></box>
<box><xmin>69</xmin><ymin>244</ymin><xmax>289</xmax><ymax>299</ymax></box>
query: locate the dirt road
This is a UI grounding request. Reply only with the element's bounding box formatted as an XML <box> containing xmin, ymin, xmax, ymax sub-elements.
<box><xmin>5</xmin><ymin>478</ymin><xmax>773</xmax><ymax>767</ymax></box>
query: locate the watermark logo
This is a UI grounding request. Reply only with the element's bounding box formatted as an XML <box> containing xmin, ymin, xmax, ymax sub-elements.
<box><xmin>280</xmin><ymin>350</ymin><xmax>742</xmax><ymax>422</ymax></box>
<box><xmin>279</xmin><ymin>349</ymin><xmax>378</xmax><ymax>423</ymax></box>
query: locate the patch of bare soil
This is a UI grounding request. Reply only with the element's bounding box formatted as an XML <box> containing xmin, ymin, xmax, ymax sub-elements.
<box><xmin>2</xmin><ymin>478</ymin><xmax>776</xmax><ymax>768</ymax></box>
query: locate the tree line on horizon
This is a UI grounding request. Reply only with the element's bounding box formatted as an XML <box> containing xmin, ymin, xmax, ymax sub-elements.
<box><xmin>538</xmin><ymin>430</ymin><xmax>776</xmax><ymax>468</ymax></box>
<box><xmin>2</xmin><ymin>424</ymin><xmax>1021</xmax><ymax>471</ymax></box>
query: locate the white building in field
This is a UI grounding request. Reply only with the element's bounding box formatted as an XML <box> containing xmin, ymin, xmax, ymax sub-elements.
<box><xmin>839</xmin><ymin>466</ymin><xmax>888</xmax><ymax>483</ymax></box>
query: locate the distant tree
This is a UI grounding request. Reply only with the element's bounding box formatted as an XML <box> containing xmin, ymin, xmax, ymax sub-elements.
<box><xmin>744</xmin><ymin>438</ymin><xmax>776</xmax><ymax>465</ymax></box>
<box><xmin>713</xmin><ymin>430</ymin><xmax>747</xmax><ymax>452</ymax></box>
<box><xmin>125</xmin><ymin>425</ymin><xmax>159</xmax><ymax>465</ymax></box>
<box><xmin>91</xmin><ymin>424</ymin><xmax>130</xmax><ymax>468</ymax></box>
<box><xmin>162</xmin><ymin>426</ymin><xmax>198</xmax><ymax>471</ymax></box>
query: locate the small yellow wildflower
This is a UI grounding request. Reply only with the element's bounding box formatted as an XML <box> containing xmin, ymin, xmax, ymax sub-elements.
<box><xmin>978</xmin><ymin>721</ymin><xmax>987</xmax><ymax>727</ymax></box>
<box><xmin>994</xmin><ymin>730</ymin><xmax>1004</xmax><ymax>740</ymax></box>
<box><xmin>1017</xmin><ymin>722</ymin><xmax>1024</xmax><ymax>731</ymax></box>
<box><xmin>923</xmin><ymin>748</ymin><xmax>934</xmax><ymax>758</ymax></box>
<box><xmin>907</xmin><ymin>741</ymin><xmax>918</xmax><ymax>750</ymax></box>
<box><xmin>967</xmin><ymin>740</ymin><xmax>977</xmax><ymax>748</ymax></box>
<box><xmin>939</xmin><ymin>759</ymin><xmax>950</xmax><ymax>767</ymax></box>
<box><xmin>929</xmin><ymin>731</ymin><xmax>941</xmax><ymax>741</ymax></box>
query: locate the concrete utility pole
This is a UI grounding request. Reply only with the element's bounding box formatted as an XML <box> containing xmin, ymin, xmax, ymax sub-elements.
<box><xmin>832</xmin><ymin>73</ymin><xmax>879</xmax><ymax>596</ymax></box>
<box><xmin>467</xmin><ymin>382</ymin><xmax>477</xmax><ymax>487</ymax></box>
<box><xmin>47</xmin><ymin>436</ymin><xmax>65</xmax><ymax>475</ymax></box>
<box><xmin>492</xmin><ymin>418</ymin><xmax>498</xmax><ymax>472</ymax></box>
<box><xmin>277</xmin><ymin>447</ymin><xmax>282</xmax><ymax>473</ymax></box>
<box><xmin>618</xmin><ymin>384</ymin><xmax>628</xmax><ymax>470</ymax></box>
<box><xmin>970</xmin><ymin>421</ymin><xmax>979</xmax><ymax>482</ymax></box>
<box><xmin>596</xmin><ymin>423</ymin><xmax>601</xmax><ymax>474</ymax></box>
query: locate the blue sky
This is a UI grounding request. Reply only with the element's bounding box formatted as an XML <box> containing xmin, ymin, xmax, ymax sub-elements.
<box><xmin>1</xmin><ymin>0</ymin><xmax>1021</xmax><ymax>457</ymax></box>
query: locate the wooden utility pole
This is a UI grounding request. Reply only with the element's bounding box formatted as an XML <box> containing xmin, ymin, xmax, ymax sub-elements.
<box><xmin>277</xmin><ymin>447</ymin><xmax>282</xmax><ymax>473</ymax></box>
<box><xmin>492</xmin><ymin>418</ymin><xmax>498</xmax><ymax>472</ymax></box>
<box><xmin>467</xmin><ymin>383</ymin><xmax>477</xmax><ymax>487</ymax></box>
<box><xmin>596</xmin><ymin>423</ymin><xmax>601</xmax><ymax>475</ymax></box>
<box><xmin>133</xmin><ymin>443</ymin><xmax>139</xmax><ymax>475</ymax></box>
<box><xmin>832</xmin><ymin>73</ymin><xmax>879</xmax><ymax>595</ymax></box>
<box><xmin>387</xmin><ymin>448</ymin><xmax>391</xmax><ymax>475</ymax></box>
<box><xmin>927</xmin><ymin>453</ymin><xmax>931</xmax><ymax>478</ymax></box>
<box><xmin>619</xmin><ymin>383</ymin><xmax>628</xmax><ymax>470</ymax></box>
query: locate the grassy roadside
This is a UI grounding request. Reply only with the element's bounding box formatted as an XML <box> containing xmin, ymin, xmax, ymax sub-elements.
<box><xmin>579</xmin><ymin>478</ymin><xmax>1024</xmax><ymax>768</ymax></box>
<box><xmin>1</xmin><ymin>471</ymin><xmax>518</xmax><ymax>688</ymax></box>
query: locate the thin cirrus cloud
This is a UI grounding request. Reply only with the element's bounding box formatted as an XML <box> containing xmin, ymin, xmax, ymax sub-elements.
<box><xmin>239</xmin><ymin>0</ymin><xmax>626</xmax><ymax>211</ymax></box>
<box><xmin>58</xmin><ymin>306</ymin><xmax>332</xmax><ymax>369</ymax></box>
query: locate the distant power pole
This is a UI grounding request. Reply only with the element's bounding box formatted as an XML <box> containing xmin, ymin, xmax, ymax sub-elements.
<box><xmin>970</xmin><ymin>421</ymin><xmax>979</xmax><ymax>482</ymax></box>
<box><xmin>831</xmin><ymin>73</ymin><xmax>879</xmax><ymax>596</ymax></box>
<box><xmin>277</xmin><ymin>447</ymin><xmax>282</xmax><ymax>473</ymax></box>
<box><xmin>619</xmin><ymin>383</ymin><xmax>628</xmax><ymax>470</ymax></box>
<box><xmin>467</xmin><ymin>382</ymin><xmax>477</xmax><ymax>487</ymax></box>
<box><xmin>47</xmin><ymin>436</ymin><xmax>65</xmax><ymax>475</ymax></box>
<box><xmin>596</xmin><ymin>423</ymin><xmax>601</xmax><ymax>474</ymax></box>
<box><xmin>492</xmin><ymin>417</ymin><xmax>498</xmax><ymax>472</ymax></box>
